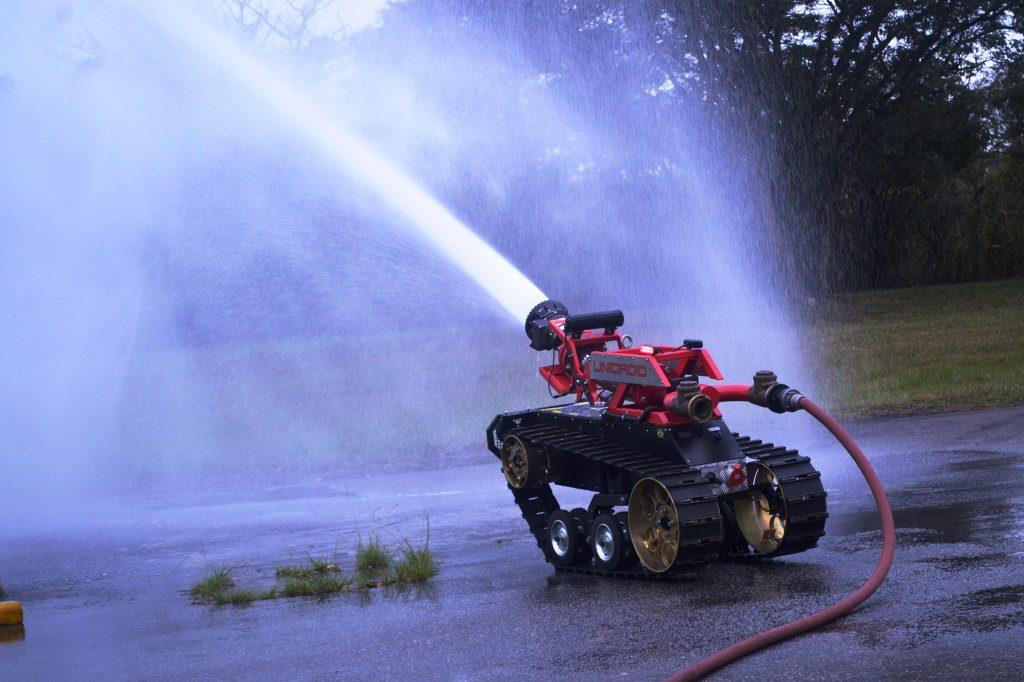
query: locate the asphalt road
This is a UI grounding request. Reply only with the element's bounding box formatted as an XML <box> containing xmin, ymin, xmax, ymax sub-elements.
<box><xmin>2</xmin><ymin>405</ymin><xmax>1023</xmax><ymax>680</ymax></box>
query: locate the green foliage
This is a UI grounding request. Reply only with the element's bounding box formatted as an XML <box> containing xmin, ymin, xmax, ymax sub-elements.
<box><xmin>371</xmin><ymin>0</ymin><xmax>1024</xmax><ymax>289</ymax></box>
<box><xmin>693</xmin><ymin>0</ymin><xmax>1024</xmax><ymax>288</ymax></box>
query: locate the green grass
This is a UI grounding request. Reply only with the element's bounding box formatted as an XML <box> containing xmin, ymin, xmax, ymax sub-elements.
<box><xmin>188</xmin><ymin>568</ymin><xmax>277</xmax><ymax>605</ymax></box>
<box><xmin>275</xmin><ymin>556</ymin><xmax>339</xmax><ymax>580</ymax></box>
<box><xmin>815</xmin><ymin>279</ymin><xmax>1024</xmax><ymax>418</ymax></box>
<box><xmin>188</xmin><ymin>568</ymin><xmax>236</xmax><ymax>604</ymax></box>
<box><xmin>394</xmin><ymin>543</ymin><xmax>438</xmax><ymax>584</ymax></box>
<box><xmin>281</xmin><ymin>573</ymin><xmax>352</xmax><ymax>597</ymax></box>
<box><xmin>355</xmin><ymin>537</ymin><xmax>395</xmax><ymax>587</ymax></box>
<box><xmin>277</xmin><ymin>555</ymin><xmax>352</xmax><ymax>596</ymax></box>
<box><xmin>221</xmin><ymin>588</ymin><xmax>279</xmax><ymax>604</ymax></box>
<box><xmin>189</xmin><ymin>534</ymin><xmax>439</xmax><ymax>607</ymax></box>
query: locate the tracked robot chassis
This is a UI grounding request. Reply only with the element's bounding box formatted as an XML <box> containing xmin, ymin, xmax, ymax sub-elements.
<box><xmin>488</xmin><ymin>301</ymin><xmax>828</xmax><ymax>577</ymax></box>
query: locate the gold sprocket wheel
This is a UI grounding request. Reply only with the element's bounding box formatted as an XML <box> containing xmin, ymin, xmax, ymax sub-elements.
<box><xmin>735</xmin><ymin>462</ymin><xmax>787</xmax><ymax>554</ymax></box>
<box><xmin>627</xmin><ymin>477</ymin><xmax>680</xmax><ymax>573</ymax></box>
<box><xmin>500</xmin><ymin>435</ymin><xmax>532</xmax><ymax>489</ymax></box>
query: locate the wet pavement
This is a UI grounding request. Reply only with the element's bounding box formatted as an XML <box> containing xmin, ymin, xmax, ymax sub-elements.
<box><xmin>2</xmin><ymin>405</ymin><xmax>1023</xmax><ymax>680</ymax></box>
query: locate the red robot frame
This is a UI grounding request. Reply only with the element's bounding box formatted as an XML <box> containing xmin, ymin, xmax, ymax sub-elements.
<box><xmin>537</xmin><ymin>316</ymin><xmax>728</xmax><ymax>426</ymax></box>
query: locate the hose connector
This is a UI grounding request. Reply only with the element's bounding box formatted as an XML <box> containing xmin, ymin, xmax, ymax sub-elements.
<box><xmin>670</xmin><ymin>379</ymin><xmax>715</xmax><ymax>422</ymax></box>
<box><xmin>748</xmin><ymin>370</ymin><xmax>803</xmax><ymax>413</ymax></box>
<box><xmin>768</xmin><ymin>385</ymin><xmax>803</xmax><ymax>413</ymax></box>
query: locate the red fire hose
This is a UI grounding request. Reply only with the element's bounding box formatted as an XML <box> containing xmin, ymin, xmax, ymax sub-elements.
<box><xmin>665</xmin><ymin>395</ymin><xmax>896</xmax><ymax>682</ymax></box>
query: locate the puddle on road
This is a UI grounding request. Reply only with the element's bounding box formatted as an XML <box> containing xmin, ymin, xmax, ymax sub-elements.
<box><xmin>943</xmin><ymin>451</ymin><xmax>1024</xmax><ymax>473</ymax></box>
<box><xmin>950</xmin><ymin>584</ymin><xmax>1024</xmax><ymax>632</ymax></box>
<box><xmin>822</xmin><ymin>617</ymin><xmax>922</xmax><ymax>649</ymax></box>
<box><xmin>826</xmin><ymin>446</ymin><xmax>1024</xmax><ymax>547</ymax></box>
<box><xmin>532</xmin><ymin>558</ymin><xmax>832</xmax><ymax>609</ymax></box>
<box><xmin>833</xmin><ymin>489</ymin><xmax>1024</xmax><ymax>547</ymax></box>
<box><xmin>914</xmin><ymin>552</ymin><xmax>1009</xmax><ymax>572</ymax></box>
<box><xmin>966</xmin><ymin>584</ymin><xmax>1024</xmax><ymax>608</ymax></box>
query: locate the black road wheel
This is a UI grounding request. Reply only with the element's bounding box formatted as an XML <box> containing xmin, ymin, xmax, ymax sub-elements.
<box><xmin>547</xmin><ymin>509</ymin><xmax>587</xmax><ymax>566</ymax></box>
<box><xmin>569</xmin><ymin>507</ymin><xmax>592</xmax><ymax>539</ymax></box>
<box><xmin>591</xmin><ymin>512</ymin><xmax>630</xmax><ymax>570</ymax></box>
<box><xmin>570</xmin><ymin>507</ymin><xmax>594</xmax><ymax>563</ymax></box>
<box><xmin>614</xmin><ymin>511</ymin><xmax>637</xmax><ymax>568</ymax></box>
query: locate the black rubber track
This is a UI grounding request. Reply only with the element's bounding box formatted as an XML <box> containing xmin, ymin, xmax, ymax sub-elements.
<box><xmin>503</xmin><ymin>426</ymin><xmax>828</xmax><ymax>578</ymax></box>
<box><xmin>731</xmin><ymin>434</ymin><xmax>829</xmax><ymax>558</ymax></box>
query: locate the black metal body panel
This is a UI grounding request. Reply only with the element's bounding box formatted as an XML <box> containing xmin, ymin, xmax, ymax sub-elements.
<box><xmin>488</xmin><ymin>403</ymin><xmax>742</xmax><ymax>465</ymax></box>
<box><xmin>487</xmin><ymin>403</ymin><xmax>743</xmax><ymax>496</ymax></box>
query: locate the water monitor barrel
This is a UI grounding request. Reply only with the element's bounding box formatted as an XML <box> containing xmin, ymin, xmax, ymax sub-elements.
<box><xmin>563</xmin><ymin>310</ymin><xmax>624</xmax><ymax>337</ymax></box>
<box><xmin>525</xmin><ymin>300</ymin><xmax>625</xmax><ymax>350</ymax></box>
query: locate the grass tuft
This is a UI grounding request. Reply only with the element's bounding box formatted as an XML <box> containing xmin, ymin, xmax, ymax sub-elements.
<box><xmin>355</xmin><ymin>537</ymin><xmax>394</xmax><ymax>587</ymax></box>
<box><xmin>220</xmin><ymin>589</ymin><xmax>262</xmax><ymax>604</ymax></box>
<box><xmin>189</xmin><ymin>567</ymin><xmax>278</xmax><ymax>605</ymax></box>
<box><xmin>281</xmin><ymin>573</ymin><xmax>352</xmax><ymax>597</ymax></box>
<box><xmin>275</xmin><ymin>555</ymin><xmax>339</xmax><ymax>580</ymax></box>
<box><xmin>189</xmin><ymin>568</ymin><xmax>236</xmax><ymax>604</ymax></box>
<box><xmin>394</xmin><ymin>544</ymin><xmax>438</xmax><ymax>584</ymax></box>
<box><xmin>277</xmin><ymin>555</ymin><xmax>351</xmax><ymax>597</ymax></box>
<box><xmin>189</xmin><ymin>530</ymin><xmax>440</xmax><ymax>607</ymax></box>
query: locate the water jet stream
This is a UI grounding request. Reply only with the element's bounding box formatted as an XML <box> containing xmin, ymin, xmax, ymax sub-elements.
<box><xmin>142</xmin><ymin>2</ymin><xmax>546</xmax><ymax>323</ymax></box>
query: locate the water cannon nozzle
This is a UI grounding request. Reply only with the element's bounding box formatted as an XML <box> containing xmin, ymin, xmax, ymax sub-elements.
<box><xmin>525</xmin><ymin>299</ymin><xmax>569</xmax><ymax>351</ymax></box>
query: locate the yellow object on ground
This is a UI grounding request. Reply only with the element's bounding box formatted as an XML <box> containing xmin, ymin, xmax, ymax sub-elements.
<box><xmin>0</xmin><ymin>623</ymin><xmax>24</xmax><ymax>644</ymax></box>
<box><xmin>0</xmin><ymin>600</ymin><xmax>23</xmax><ymax>625</ymax></box>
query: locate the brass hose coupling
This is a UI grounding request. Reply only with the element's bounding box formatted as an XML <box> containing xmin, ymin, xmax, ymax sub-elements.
<box><xmin>672</xmin><ymin>378</ymin><xmax>715</xmax><ymax>422</ymax></box>
<box><xmin>749</xmin><ymin>370</ymin><xmax>803</xmax><ymax>413</ymax></box>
